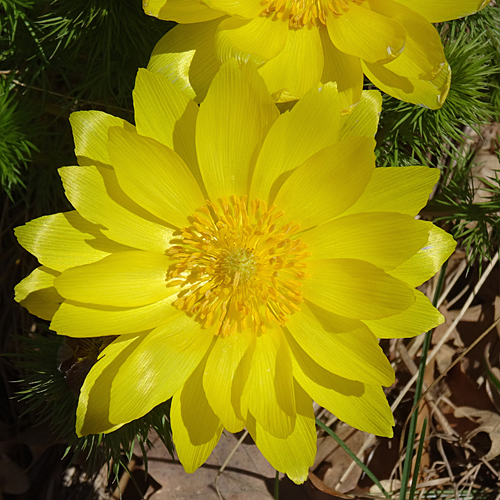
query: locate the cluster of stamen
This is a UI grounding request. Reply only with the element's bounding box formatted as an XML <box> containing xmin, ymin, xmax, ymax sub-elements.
<box><xmin>262</xmin><ymin>0</ymin><xmax>366</xmax><ymax>28</ymax></box>
<box><xmin>167</xmin><ymin>196</ymin><xmax>310</xmax><ymax>337</ymax></box>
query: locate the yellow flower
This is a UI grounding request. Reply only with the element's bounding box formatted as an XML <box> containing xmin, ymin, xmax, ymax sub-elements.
<box><xmin>15</xmin><ymin>62</ymin><xmax>455</xmax><ymax>483</ymax></box>
<box><xmin>143</xmin><ymin>0</ymin><xmax>488</xmax><ymax>109</ymax></box>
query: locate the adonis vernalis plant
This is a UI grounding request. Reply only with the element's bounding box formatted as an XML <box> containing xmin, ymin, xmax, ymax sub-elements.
<box><xmin>14</xmin><ymin>62</ymin><xmax>455</xmax><ymax>483</ymax></box>
<box><xmin>143</xmin><ymin>0</ymin><xmax>487</xmax><ymax>110</ymax></box>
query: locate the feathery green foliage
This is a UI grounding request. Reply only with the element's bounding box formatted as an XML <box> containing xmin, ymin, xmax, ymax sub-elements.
<box><xmin>0</xmin><ymin>77</ymin><xmax>37</xmax><ymax>192</ymax></box>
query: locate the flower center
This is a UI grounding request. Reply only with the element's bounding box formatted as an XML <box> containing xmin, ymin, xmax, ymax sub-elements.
<box><xmin>262</xmin><ymin>0</ymin><xmax>366</xmax><ymax>28</ymax></box>
<box><xmin>167</xmin><ymin>195</ymin><xmax>310</xmax><ymax>337</ymax></box>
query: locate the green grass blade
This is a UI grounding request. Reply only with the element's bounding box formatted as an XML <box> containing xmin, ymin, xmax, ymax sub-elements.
<box><xmin>315</xmin><ymin>418</ymin><xmax>391</xmax><ymax>499</ymax></box>
<box><xmin>399</xmin><ymin>262</ymin><xmax>448</xmax><ymax>500</ymax></box>
<box><xmin>408</xmin><ymin>417</ymin><xmax>427</xmax><ymax>500</ymax></box>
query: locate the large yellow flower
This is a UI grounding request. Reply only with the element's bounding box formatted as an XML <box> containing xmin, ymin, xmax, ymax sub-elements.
<box><xmin>15</xmin><ymin>62</ymin><xmax>455</xmax><ymax>483</ymax></box>
<box><xmin>143</xmin><ymin>0</ymin><xmax>488</xmax><ymax>109</ymax></box>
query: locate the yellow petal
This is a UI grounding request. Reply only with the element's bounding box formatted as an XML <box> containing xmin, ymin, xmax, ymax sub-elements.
<box><xmin>258</xmin><ymin>26</ymin><xmax>324</xmax><ymax>102</ymax></box>
<box><xmin>133</xmin><ymin>69</ymin><xmax>202</xmax><ymax>186</ymax></box>
<box><xmin>362</xmin><ymin>59</ymin><xmax>451</xmax><ymax>109</ymax></box>
<box><xmin>15</xmin><ymin>211</ymin><xmax>130</xmax><ymax>272</ymax></box>
<box><xmin>69</xmin><ymin>111</ymin><xmax>134</xmax><ymax>167</ymax></box>
<box><xmin>389</xmin><ymin>223</ymin><xmax>456</xmax><ymax>287</ymax></box>
<box><xmin>287</xmin><ymin>331</ymin><xmax>394</xmax><ymax>437</ymax></box>
<box><xmin>319</xmin><ymin>26</ymin><xmax>363</xmax><ymax>111</ymax></box>
<box><xmin>171</xmin><ymin>359</ymin><xmax>224</xmax><ymax>473</ymax></box>
<box><xmin>206</xmin><ymin>0</ymin><xmax>263</xmax><ymax>18</ymax></box>
<box><xmin>54</xmin><ymin>251</ymin><xmax>172</xmax><ymax>307</ymax></box>
<box><xmin>273</xmin><ymin>136</ymin><xmax>375</xmax><ymax>230</ymax></box>
<box><xmin>108</xmin><ymin>127</ymin><xmax>205</xmax><ymax>228</ymax></box>
<box><xmin>15</xmin><ymin>266</ymin><xmax>62</xmax><ymax>320</ymax></box>
<box><xmin>108</xmin><ymin>316</ymin><xmax>215</xmax><ymax>427</ymax></box>
<box><xmin>288</xmin><ymin>302</ymin><xmax>394</xmax><ymax>385</ymax></box>
<box><xmin>364</xmin><ymin>289</ymin><xmax>444</xmax><ymax>339</ymax></box>
<box><xmin>241</xmin><ymin>326</ymin><xmax>296</xmax><ymax>439</ymax></box>
<box><xmin>203</xmin><ymin>329</ymin><xmax>255</xmax><ymax>433</ymax></box>
<box><xmin>246</xmin><ymin>381</ymin><xmax>316</xmax><ymax>485</ymax></box>
<box><xmin>370</xmin><ymin>0</ymin><xmax>445</xmax><ymax>81</ymax></box>
<box><xmin>50</xmin><ymin>292</ymin><xmax>180</xmax><ymax>338</ymax></box>
<box><xmin>394</xmin><ymin>0</ymin><xmax>489</xmax><ymax>23</ymax></box>
<box><xmin>304</xmin><ymin>258</ymin><xmax>415</xmax><ymax>320</ymax></box>
<box><xmin>301</xmin><ymin>212</ymin><xmax>429</xmax><ymax>271</ymax></box>
<box><xmin>338</xmin><ymin>90</ymin><xmax>382</xmax><ymax>140</ymax></box>
<box><xmin>196</xmin><ymin>60</ymin><xmax>278</xmax><ymax>200</ymax></box>
<box><xmin>341</xmin><ymin>165</ymin><xmax>439</xmax><ymax>217</ymax></box>
<box><xmin>327</xmin><ymin>2</ymin><xmax>406</xmax><ymax>64</ymax></box>
<box><xmin>148</xmin><ymin>18</ymin><xmax>223</xmax><ymax>103</ymax></box>
<box><xmin>216</xmin><ymin>15</ymin><xmax>288</xmax><ymax>66</ymax></box>
<box><xmin>143</xmin><ymin>0</ymin><xmax>225</xmax><ymax>22</ymax></box>
<box><xmin>249</xmin><ymin>82</ymin><xmax>342</xmax><ymax>204</ymax></box>
<box><xmin>59</xmin><ymin>166</ymin><xmax>174</xmax><ymax>253</ymax></box>
<box><xmin>77</xmin><ymin>333</ymin><xmax>144</xmax><ymax>436</ymax></box>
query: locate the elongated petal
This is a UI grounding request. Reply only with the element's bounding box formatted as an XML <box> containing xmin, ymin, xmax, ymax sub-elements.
<box><xmin>273</xmin><ymin>136</ymin><xmax>375</xmax><ymax>230</ymax></box>
<box><xmin>197</xmin><ymin>60</ymin><xmax>278</xmax><ymax>200</ymax></box>
<box><xmin>364</xmin><ymin>289</ymin><xmax>443</xmax><ymax>339</ymax></box>
<box><xmin>247</xmin><ymin>382</ymin><xmax>316</xmax><ymax>484</ymax></box>
<box><xmin>327</xmin><ymin>3</ymin><xmax>406</xmax><ymax>64</ymax></box>
<box><xmin>389</xmin><ymin>224</ymin><xmax>456</xmax><ymax>287</ymax></box>
<box><xmin>148</xmin><ymin>19</ymin><xmax>223</xmax><ymax>103</ymax></box>
<box><xmin>394</xmin><ymin>0</ymin><xmax>489</xmax><ymax>23</ymax></box>
<box><xmin>60</xmin><ymin>166</ymin><xmax>174</xmax><ymax>253</ymax></box>
<box><xmin>133</xmin><ymin>69</ymin><xmax>202</xmax><ymax>186</ymax></box>
<box><xmin>108</xmin><ymin>127</ymin><xmax>204</xmax><ymax>228</ymax></box>
<box><xmin>69</xmin><ymin>111</ymin><xmax>134</xmax><ymax>167</ymax></box>
<box><xmin>216</xmin><ymin>15</ymin><xmax>288</xmax><ymax>66</ymax></box>
<box><xmin>287</xmin><ymin>331</ymin><xmax>394</xmax><ymax>437</ymax></box>
<box><xmin>319</xmin><ymin>26</ymin><xmax>363</xmax><ymax>111</ymax></box>
<box><xmin>362</xmin><ymin>59</ymin><xmax>451</xmax><ymax>109</ymax></box>
<box><xmin>287</xmin><ymin>301</ymin><xmax>394</xmax><ymax>385</ymax></box>
<box><xmin>259</xmin><ymin>26</ymin><xmax>324</xmax><ymax>102</ymax></box>
<box><xmin>203</xmin><ymin>329</ymin><xmax>255</xmax><ymax>432</ymax></box>
<box><xmin>241</xmin><ymin>326</ymin><xmax>295</xmax><ymax>439</ymax></box>
<box><xmin>370</xmin><ymin>0</ymin><xmax>445</xmax><ymax>81</ymax></box>
<box><xmin>342</xmin><ymin>166</ymin><xmax>439</xmax><ymax>217</ymax></box>
<box><xmin>301</xmin><ymin>212</ymin><xmax>429</xmax><ymax>271</ymax></box>
<box><xmin>14</xmin><ymin>266</ymin><xmax>62</xmax><ymax>320</ymax></box>
<box><xmin>171</xmin><ymin>359</ymin><xmax>224</xmax><ymax>473</ymax></box>
<box><xmin>109</xmin><ymin>316</ymin><xmax>216</xmax><ymax>425</ymax></box>
<box><xmin>77</xmin><ymin>334</ymin><xmax>144</xmax><ymax>436</ymax></box>
<box><xmin>304</xmin><ymin>258</ymin><xmax>414</xmax><ymax>320</ymax></box>
<box><xmin>54</xmin><ymin>251</ymin><xmax>172</xmax><ymax>307</ymax></box>
<box><xmin>15</xmin><ymin>211</ymin><xmax>130</xmax><ymax>272</ymax></box>
<box><xmin>143</xmin><ymin>0</ymin><xmax>225</xmax><ymax>22</ymax></box>
<box><xmin>338</xmin><ymin>90</ymin><xmax>382</xmax><ymax>140</ymax></box>
<box><xmin>51</xmin><ymin>292</ymin><xmax>180</xmax><ymax>338</ymax></box>
<box><xmin>206</xmin><ymin>0</ymin><xmax>263</xmax><ymax>18</ymax></box>
<box><xmin>249</xmin><ymin>82</ymin><xmax>342</xmax><ymax>204</ymax></box>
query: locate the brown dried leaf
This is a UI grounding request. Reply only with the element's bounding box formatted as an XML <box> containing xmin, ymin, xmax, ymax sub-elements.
<box><xmin>453</xmin><ymin>406</ymin><xmax>500</xmax><ymax>460</ymax></box>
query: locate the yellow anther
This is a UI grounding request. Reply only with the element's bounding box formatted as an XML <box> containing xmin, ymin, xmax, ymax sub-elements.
<box><xmin>261</xmin><ymin>0</ymin><xmax>365</xmax><ymax>27</ymax></box>
<box><xmin>167</xmin><ymin>196</ymin><xmax>309</xmax><ymax>337</ymax></box>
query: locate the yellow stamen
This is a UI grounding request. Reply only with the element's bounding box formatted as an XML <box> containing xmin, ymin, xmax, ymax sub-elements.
<box><xmin>167</xmin><ymin>196</ymin><xmax>310</xmax><ymax>337</ymax></box>
<box><xmin>262</xmin><ymin>0</ymin><xmax>366</xmax><ymax>28</ymax></box>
